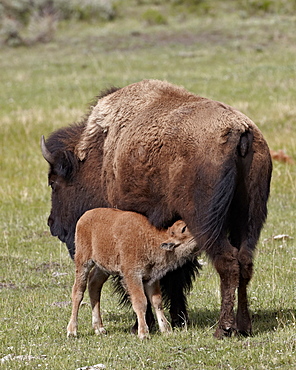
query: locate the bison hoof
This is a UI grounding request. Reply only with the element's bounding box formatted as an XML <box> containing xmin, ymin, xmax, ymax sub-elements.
<box><xmin>236</xmin><ymin>321</ymin><xmax>252</xmax><ymax>337</ymax></box>
<box><xmin>214</xmin><ymin>327</ymin><xmax>237</xmax><ymax>339</ymax></box>
<box><xmin>237</xmin><ymin>329</ymin><xmax>252</xmax><ymax>337</ymax></box>
<box><xmin>170</xmin><ymin>314</ymin><xmax>189</xmax><ymax>329</ymax></box>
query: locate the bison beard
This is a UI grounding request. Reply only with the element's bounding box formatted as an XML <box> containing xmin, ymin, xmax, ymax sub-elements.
<box><xmin>42</xmin><ymin>79</ymin><xmax>272</xmax><ymax>337</ymax></box>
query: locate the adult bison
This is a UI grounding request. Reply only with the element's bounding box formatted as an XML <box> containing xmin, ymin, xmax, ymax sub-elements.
<box><xmin>41</xmin><ymin>79</ymin><xmax>272</xmax><ymax>338</ymax></box>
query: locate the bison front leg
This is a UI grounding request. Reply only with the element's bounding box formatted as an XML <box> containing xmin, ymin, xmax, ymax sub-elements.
<box><xmin>212</xmin><ymin>244</ymin><xmax>240</xmax><ymax>339</ymax></box>
<box><xmin>160</xmin><ymin>262</ymin><xmax>195</xmax><ymax>328</ymax></box>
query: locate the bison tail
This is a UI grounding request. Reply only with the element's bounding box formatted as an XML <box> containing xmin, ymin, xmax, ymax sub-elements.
<box><xmin>199</xmin><ymin>160</ymin><xmax>237</xmax><ymax>251</ymax></box>
<box><xmin>198</xmin><ymin>131</ymin><xmax>254</xmax><ymax>252</ymax></box>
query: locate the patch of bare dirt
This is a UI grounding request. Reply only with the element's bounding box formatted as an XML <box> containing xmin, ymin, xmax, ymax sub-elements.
<box><xmin>34</xmin><ymin>262</ymin><xmax>61</xmax><ymax>272</ymax></box>
<box><xmin>0</xmin><ymin>282</ymin><xmax>17</xmax><ymax>289</ymax></box>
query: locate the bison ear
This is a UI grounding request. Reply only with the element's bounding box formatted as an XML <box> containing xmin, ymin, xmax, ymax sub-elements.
<box><xmin>55</xmin><ymin>150</ymin><xmax>79</xmax><ymax>180</ymax></box>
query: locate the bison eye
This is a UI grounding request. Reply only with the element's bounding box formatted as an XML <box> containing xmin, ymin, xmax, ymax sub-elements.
<box><xmin>49</xmin><ymin>180</ymin><xmax>56</xmax><ymax>191</ymax></box>
<box><xmin>181</xmin><ymin>226</ymin><xmax>187</xmax><ymax>233</ymax></box>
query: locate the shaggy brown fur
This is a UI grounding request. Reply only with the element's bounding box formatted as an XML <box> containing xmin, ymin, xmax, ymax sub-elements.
<box><xmin>67</xmin><ymin>208</ymin><xmax>196</xmax><ymax>339</ymax></box>
<box><xmin>42</xmin><ymin>79</ymin><xmax>272</xmax><ymax>337</ymax></box>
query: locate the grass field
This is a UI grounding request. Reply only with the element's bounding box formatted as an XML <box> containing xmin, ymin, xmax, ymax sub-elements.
<box><xmin>0</xmin><ymin>2</ymin><xmax>295</xmax><ymax>369</ymax></box>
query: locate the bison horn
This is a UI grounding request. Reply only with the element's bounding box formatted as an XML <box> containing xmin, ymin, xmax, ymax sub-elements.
<box><xmin>41</xmin><ymin>135</ymin><xmax>54</xmax><ymax>164</ymax></box>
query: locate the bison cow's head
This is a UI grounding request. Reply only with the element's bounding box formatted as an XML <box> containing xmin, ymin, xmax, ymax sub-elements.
<box><xmin>41</xmin><ymin>132</ymin><xmax>105</xmax><ymax>258</ymax></box>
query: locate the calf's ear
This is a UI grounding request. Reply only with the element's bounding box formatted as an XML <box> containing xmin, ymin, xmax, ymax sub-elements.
<box><xmin>160</xmin><ymin>242</ymin><xmax>176</xmax><ymax>251</ymax></box>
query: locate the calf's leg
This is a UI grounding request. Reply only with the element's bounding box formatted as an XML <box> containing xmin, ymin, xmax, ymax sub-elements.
<box><xmin>145</xmin><ymin>281</ymin><xmax>171</xmax><ymax>334</ymax></box>
<box><xmin>67</xmin><ymin>261</ymin><xmax>94</xmax><ymax>337</ymax></box>
<box><xmin>130</xmin><ymin>301</ymin><xmax>156</xmax><ymax>334</ymax></box>
<box><xmin>88</xmin><ymin>266</ymin><xmax>109</xmax><ymax>335</ymax></box>
<box><xmin>124</xmin><ymin>274</ymin><xmax>149</xmax><ymax>340</ymax></box>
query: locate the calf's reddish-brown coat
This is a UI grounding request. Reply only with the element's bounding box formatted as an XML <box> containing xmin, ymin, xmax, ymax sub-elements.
<box><xmin>67</xmin><ymin>208</ymin><xmax>196</xmax><ymax>339</ymax></box>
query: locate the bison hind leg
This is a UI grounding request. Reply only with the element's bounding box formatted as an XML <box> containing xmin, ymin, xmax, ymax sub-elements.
<box><xmin>209</xmin><ymin>240</ymin><xmax>240</xmax><ymax>339</ymax></box>
<box><xmin>236</xmin><ymin>245</ymin><xmax>254</xmax><ymax>336</ymax></box>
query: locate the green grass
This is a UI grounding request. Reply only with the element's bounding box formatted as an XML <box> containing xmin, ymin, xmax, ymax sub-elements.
<box><xmin>0</xmin><ymin>2</ymin><xmax>295</xmax><ymax>369</ymax></box>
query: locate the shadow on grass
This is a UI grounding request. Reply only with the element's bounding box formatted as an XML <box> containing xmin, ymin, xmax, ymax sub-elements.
<box><xmin>67</xmin><ymin>307</ymin><xmax>295</xmax><ymax>339</ymax></box>
<box><xmin>189</xmin><ymin>308</ymin><xmax>220</xmax><ymax>330</ymax></box>
<box><xmin>102</xmin><ymin>307</ymin><xmax>296</xmax><ymax>336</ymax></box>
<box><xmin>251</xmin><ymin>308</ymin><xmax>296</xmax><ymax>334</ymax></box>
<box><xmin>189</xmin><ymin>307</ymin><xmax>296</xmax><ymax>334</ymax></box>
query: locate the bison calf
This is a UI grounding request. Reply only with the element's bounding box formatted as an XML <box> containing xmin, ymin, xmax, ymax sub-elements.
<box><xmin>67</xmin><ymin>208</ymin><xmax>197</xmax><ymax>339</ymax></box>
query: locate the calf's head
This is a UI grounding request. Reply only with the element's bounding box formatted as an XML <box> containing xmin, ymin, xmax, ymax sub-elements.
<box><xmin>160</xmin><ymin>220</ymin><xmax>194</xmax><ymax>251</ymax></box>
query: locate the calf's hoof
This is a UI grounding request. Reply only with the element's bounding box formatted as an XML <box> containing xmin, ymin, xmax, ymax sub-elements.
<box><xmin>160</xmin><ymin>324</ymin><xmax>172</xmax><ymax>334</ymax></box>
<box><xmin>138</xmin><ymin>333</ymin><xmax>150</xmax><ymax>340</ymax></box>
<box><xmin>66</xmin><ymin>322</ymin><xmax>77</xmax><ymax>337</ymax></box>
<box><xmin>137</xmin><ymin>325</ymin><xmax>150</xmax><ymax>340</ymax></box>
<box><xmin>67</xmin><ymin>330</ymin><xmax>77</xmax><ymax>338</ymax></box>
<box><xmin>94</xmin><ymin>327</ymin><xmax>107</xmax><ymax>335</ymax></box>
<box><xmin>131</xmin><ymin>317</ymin><xmax>155</xmax><ymax>334</ymax></box>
